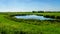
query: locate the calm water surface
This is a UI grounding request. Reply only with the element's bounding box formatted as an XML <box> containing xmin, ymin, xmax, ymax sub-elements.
<box><xmin>15</xmin><ymin>15</ymin><xmax>55</xmax><ymax>20</ymax></box>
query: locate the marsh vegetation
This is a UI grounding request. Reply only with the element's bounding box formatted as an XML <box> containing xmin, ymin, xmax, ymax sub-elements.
<box><xmin>0</xmin><ymin>12</ymin><xmax>60</xmax><ymax>34</ymax></box>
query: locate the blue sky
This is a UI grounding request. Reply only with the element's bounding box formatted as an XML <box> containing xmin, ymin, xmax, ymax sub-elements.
<box><xmin>0</xmin><ymin>0</ymin><xmax>60</xmax><ymax>12</ymax></box>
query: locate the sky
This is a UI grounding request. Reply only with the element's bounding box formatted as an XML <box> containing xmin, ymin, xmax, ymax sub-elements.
<box><xmin>0</xmin><ymin>0</ymin><xmax>60</xmax><ymax>12</ymax></box>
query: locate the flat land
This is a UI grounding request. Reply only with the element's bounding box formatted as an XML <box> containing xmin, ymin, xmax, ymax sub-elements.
<box><xmin>0</xmin><ymin>12</ymin><xmax>60</xmax><ymax>34</ymax></box>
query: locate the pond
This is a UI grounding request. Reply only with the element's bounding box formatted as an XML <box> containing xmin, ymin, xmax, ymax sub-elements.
<box><xmin>15</xmin><ymin>15</ymin><xmax>55</xmax><ymax>20</ymax></box>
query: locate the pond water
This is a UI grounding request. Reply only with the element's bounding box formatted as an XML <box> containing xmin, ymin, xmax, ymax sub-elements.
<box><xmin>15</xmin><ymin>15</ymin><xmax>55</xmax><ymax>20</ymax></box>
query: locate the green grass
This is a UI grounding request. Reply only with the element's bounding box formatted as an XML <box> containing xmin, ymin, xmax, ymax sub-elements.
<box><xmin>35</xmin><ymin>13</ymin><xmax>60</xmax><ymax>16</ymax></box>
<box><xmin>0</xmin><ymin>12</ymin><xmax>60</xmax><ymax>34</ymax></box>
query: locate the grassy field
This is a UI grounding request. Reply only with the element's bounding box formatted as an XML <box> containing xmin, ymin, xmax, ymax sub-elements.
<box><xmin>0</xmin><ymin>12</ymin><xmax>60</xmax><ymax>34</ymax></box>
<box><xmin>34</xmin><ymin>13</ymin><xmax>60</xmax><ymax>16</ymax></box>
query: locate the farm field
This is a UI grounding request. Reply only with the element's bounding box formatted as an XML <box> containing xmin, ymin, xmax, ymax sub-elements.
<box><xmin>0</xmin><ymin>12</ymin><xmax>60</xmax><ymax>34</ymax></box>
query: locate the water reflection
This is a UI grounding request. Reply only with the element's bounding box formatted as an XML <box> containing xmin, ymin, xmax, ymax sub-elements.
<box><xmin>15</xmin><ymin>15</ymin><xmax>55</xmax><ymax>20</ymax></box>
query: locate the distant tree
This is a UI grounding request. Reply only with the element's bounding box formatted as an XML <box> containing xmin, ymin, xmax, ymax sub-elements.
<box><xmin>32</xmin><ymin>11</ymin><xmax>37</xmax><ymax>13</ymax></box>
<box><xmin>38</xmin><ymin>11</ymin><xmax>44</xmax><ymax>13</ymax></box>
<box><xmin>32</xmin><ymin>11</ymin><xmax>45</xmax><ymax>13</ymax></box>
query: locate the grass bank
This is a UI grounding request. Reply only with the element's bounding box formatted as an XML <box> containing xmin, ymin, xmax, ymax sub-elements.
<box><xmin>0</xmin><ymin>12</ymin><xmax>60</xmax><ymax>34</ymax></box>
